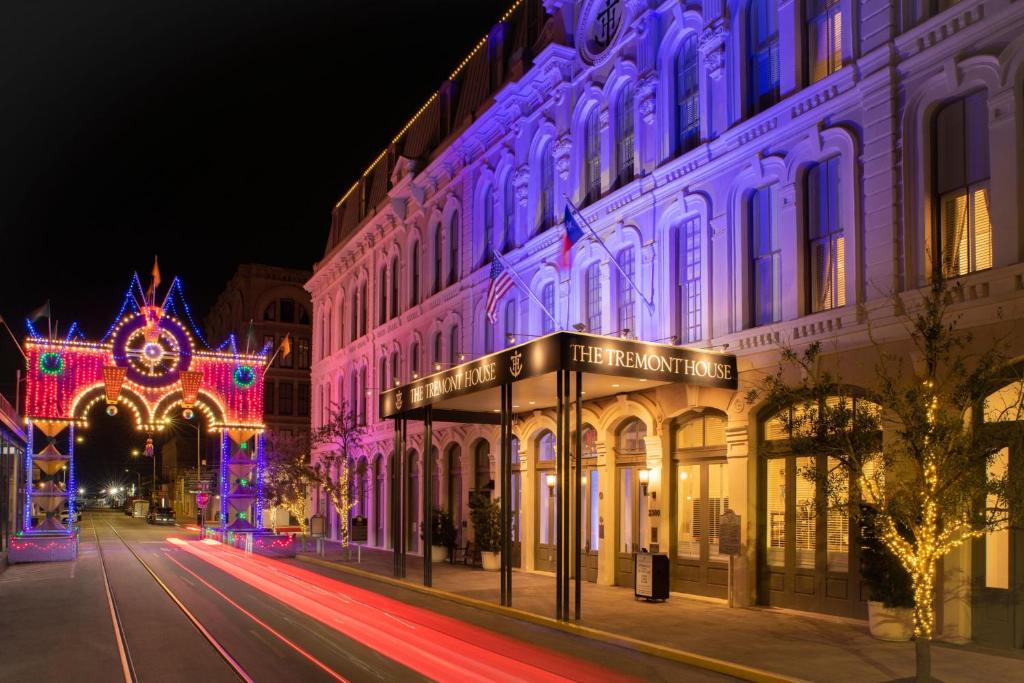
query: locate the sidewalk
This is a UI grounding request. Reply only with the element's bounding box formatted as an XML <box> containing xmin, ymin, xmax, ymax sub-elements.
<box><xmin>293</xmin><ymin>542</ymin><xmax>1021</xmax><ymax>683</ymax></box>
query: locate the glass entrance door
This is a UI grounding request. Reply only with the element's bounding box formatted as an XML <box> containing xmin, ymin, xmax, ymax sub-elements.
<box><xmin>583</xmin><ymin>466</ymin><xmax>599</xmax><ymax>582</ymax></box>
<box><xmin>674</xmin><ymin>460</ymin><xmax>729</xmax><ymax>598</ymax></box>
<box><xmin>615</xmin><ymin>465</ymin><xmax>648</xmax><ymax>586</ymax></box>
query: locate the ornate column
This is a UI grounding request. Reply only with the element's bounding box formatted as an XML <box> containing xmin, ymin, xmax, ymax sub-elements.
<box><xmin>698</xmin><ymin>19</ymin><xmax>730</xmax><ymax>139</ymax></box>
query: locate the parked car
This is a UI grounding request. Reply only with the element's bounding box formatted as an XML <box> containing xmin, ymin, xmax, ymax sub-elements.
<box><xmin>60</xmin><ymin>509</ymin><xmax>82</xmax><ymax>525</ymax></box>
<box><xmin>147</xmin><ymin>507</ymin><xmax>175</xmax><ymax>525</ymax></box>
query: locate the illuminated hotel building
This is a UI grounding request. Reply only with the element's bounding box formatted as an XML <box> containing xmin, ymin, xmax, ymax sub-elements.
<box><xmin>307</xmin><ymin>1</ymin><xmax>1024</xmax><ymax>647</ymax></box>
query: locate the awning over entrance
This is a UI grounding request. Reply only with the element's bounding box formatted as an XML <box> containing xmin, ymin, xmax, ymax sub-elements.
<box><xmin>381</xmin><ymin>332</ymin><xmax>738</xmax><ymax>622</ymax></box>
<box><xmin>380</xmin><ymin>331</ymin><xmax>737</xmax><ymax>420</ymax></box>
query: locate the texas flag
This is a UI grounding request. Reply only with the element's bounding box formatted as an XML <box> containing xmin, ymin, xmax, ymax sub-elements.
<box><xmin>560</xmin><ymin>205</ymin><xmax>584</xmax><ymax>270</ymax></box>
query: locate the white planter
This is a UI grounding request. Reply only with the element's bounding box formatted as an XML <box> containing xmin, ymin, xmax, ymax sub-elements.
<box><xmin>867</xmin><ymin>601</ymin><xmax>914</xmax><ymax>642</ymax></box>
<box><xmin>431</xmin><ymin>544</ymin><xmax>449</xmax><ymax>563</ymax></box>
<box><xmin>480</xmin><ymin>550</ymin><xmax>501</xmax><ymax>571</ymax></box>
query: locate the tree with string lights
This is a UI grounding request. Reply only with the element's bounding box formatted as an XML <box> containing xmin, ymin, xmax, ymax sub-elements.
<box><xmin>310</xmin><ymin>401</ymin><xmax>362</xmax><ymax>546</ymax></box>
<box><xmin>748</xmin><ymin>279</ymin><xmax>1024</xmax><ymax>682</ymax></box>
<box><xmin>263</xmin><ymin>431</ymin><xmax>314</xmax><ymax>534</ymax></box>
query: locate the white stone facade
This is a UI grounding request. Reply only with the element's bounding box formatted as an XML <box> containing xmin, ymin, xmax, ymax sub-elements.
<box><xmin>307</xmin><ymin>0</ymin><xmax>1024</xmax><ymax>646</ymax></box>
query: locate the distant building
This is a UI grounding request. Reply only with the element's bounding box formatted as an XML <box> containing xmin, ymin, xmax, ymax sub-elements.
<box><xmin>206</xmin><ymin>264</ymin><xmax>313</xmax><ymax>440</ymax></box>
<box><xmin>0</xmin><ymin>393</ymin><xmax>26</xmax><ymax>552</ymax></box>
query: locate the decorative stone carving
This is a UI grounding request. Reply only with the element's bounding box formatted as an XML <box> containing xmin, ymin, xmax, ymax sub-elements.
<box><xmin>512</xmin><ymin>164</ymin><xmax>530</xmax><ymax>206</ymax></box>
<box><xmin>699</xmin><ymin>21</ymin><xmax>728</xmax><ymax>82</ymax></box>
<box><xmin>553</xmin><ymin>134</ymin><xmax>573</xmax><ymax>181</ymax></box>
<box><xmin>638</xmin><ymin>74</ymin><xmax>657</xmax><ymax>125</ymax></box>
<box><xmin>541</xmin><ymin>0</ymin><xmax>567</xmax><ymax>14</ymax></box>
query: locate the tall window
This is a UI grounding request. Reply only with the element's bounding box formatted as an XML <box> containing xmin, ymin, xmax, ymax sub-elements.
<box><xmin>432</xmin><ymin>224</ymin><xmax>443</xmax><ymax>294</ymax></box>
<box><xmin>807</xmin><ymin>157</ymin><xmax>845</xmax><ymax>312</ymax></box>
<box><xmin>484</xmin><ymin>309</ymin><xmax>494</xmax><ymax>354</ymax></box>
<box><xmin>447</xmin><ymin>211</ymin><xmax>460</xmax><ymax>286</ymax></box>
<box><xmin>585</xmin><ymin>262</ymin><xmax>602</xmax><ymax>333</ymax></box>
<box><xmin>379</xmin><ymin>357</ymin><xmax>388</xmax><ymax>398</ymax></box>
<box><xmin>482</xmin><ymin>187</ymin><xmax>494</xmax><ymax>266</ymax></box>
<box><xmin>618</xmin><ymin>418</ymin><xmax>648</xmax><ymax>454</ymax></box>
<box><xmin>749</xmin><ymin>0</ymin><xmax>780</xmax><ymax>113</ymax></box>
<box><xmin>350</xmin><ymin>291</ymin><xmax>358</xmax><ymax>342</ymax></box>
<box><xmin>678</xmin><ymin>216</ymin><xmax>702</xmax><ymax>343</ymax></box>
<box><xmin>297</xmin><ymin>338</ymin><xmax>310</xmax><ymax>369</ymax></box>
<box><xmin>264</xmin><ymin>380</ymin><xmax>275</xmax><ymax>415</ymax></box>
<box><xmin>278</xmin><ymin>383</ymin><xmax>294</xmax><ymax>416</ymax></box>
<box><xmin>541</xmin><ymin>282</ymin><xmax>556</xmax><ymax>335</ymax></box>
<box><xmin>503</xmin><ymin>174</ymin><xmax>516</xmax><ymax>252</ymax></box>
<box><xmin>676</xmin><ymin>34</ymin><xmax>700</xmax><ymax>155</ymax></box>
<box><xmin>358</xmin><ymin>366</ymin><xmax>367</xmax><ymax>425</ymax></box>
<box><xmin>349</xmin><ymin>373</ymin><xmax>358</xmax><ymax>418</ymax></box>
<box><xmin>432</xmin><ymin>332</ymin><xmax>442</xmax><ymax>367</ymax></box>
<box><xmin>410</xmin><ymin>241</ymin><xmax>421</xmax><ymax>306</ymax></box>
<box><xmin>616</xmin><ymin>247</ymin><xmax>636</xmax><ymax>335</ymax></box>
<box><xmin>807</xmin><ymin>0</ymin><xmax>842</xmax><ymax>83</ymax></box>
<box><xmin>583</xmin><ymin>109</ymin><xmax>601</xmax><ymax>206</ymax></box>
<box><xmin>389</xmin><ymin>351</ymin><xmax>399</xmax><ymax>386</ymax></box>
<box><xmin>390</xmin><ymin>257</ymin><xmax>399</xmax><ymax>319</ymax></box>
<box><xmin>359</xmin><ymin>284</ymin><xmax>368</xmax><ymax>337</ymax></box>
<box><xmin>616</xmin><ymin>85</ymin><xmax>635</xmax><ymax>187</ymax></box>
<box><xmin>378</xmin><ymin>267</ymin><xmax>387</xmax><ymax>326</ymax></box>
<box><xmin>297</xmin><ymin>382</ymin><xmax>310</xmax><ymax>417</ymax></box>
<box><xmin>449</xmin><ymin>325</ymin><xmax>460</xmax><ymax>365</ymax></box>
<box><xmin>503</xmin><ymin>300</ymin><xmax>517</xmax><ymax>347</ymax></box>
<box><xmin>538</xmin><ymin>141</ymin><xmax>555</xmax><ymax>232</ymax></box>
<box><xmin>935</xmin><ymin>91</ymin><xmax>992</xmax><ymax>277</ymax></box>
<box><xmin>751</xmin><ymin>186</ymin><xmax>781</xmax><ymax>326</ymax></box>
<box><xmin>410</xmin><ymin>342</ymin><xmax>420</xmax><ymax>377</ymax></box>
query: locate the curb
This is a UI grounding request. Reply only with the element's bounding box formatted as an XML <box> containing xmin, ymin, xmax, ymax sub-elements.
<box><xmin>295</xmin><ymin>554</ymin><xmax>807</xmax><ymax>683</ymax></box>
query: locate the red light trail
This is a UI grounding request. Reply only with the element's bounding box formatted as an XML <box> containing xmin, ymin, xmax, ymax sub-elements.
<box><xmin>167</xmin><ymin>537</ymin><xmax>635</xmax><ymax>683</ymax></box>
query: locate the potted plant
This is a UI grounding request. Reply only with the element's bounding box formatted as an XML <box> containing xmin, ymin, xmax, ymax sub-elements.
<box><xmin>423</xmin><ymin>507</ymin><xmax>456</xmax><ymax>563</ymax></box>
<box><xmin>860</xmin><ymin>504</ymin><xmax>914</xmax><ymax>641</ymax></box>
<box><xmin>470</xmin><ymin>496</ymin><xmax>502</xmax><ymax>571</ymax></box>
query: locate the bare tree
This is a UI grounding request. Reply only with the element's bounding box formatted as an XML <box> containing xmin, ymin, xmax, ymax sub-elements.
<box><xmin>748</xmin><ymin>279</ymin><xmax>1024</xmax><ymax>682</ymax></box>
<box><xmin>263</xmin><ymin>431</ymin><xmax>314</xmax><ymax>534</ymax></box>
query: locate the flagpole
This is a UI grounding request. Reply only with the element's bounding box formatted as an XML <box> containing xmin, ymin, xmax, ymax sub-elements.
<box><xmin>0</xmin><ymin>317</ymin><xmax>27</xmax><ymax>361</ymax></box>
<box><xmin>564</xmin><ymin>196</ymin><xmax>654</xmax><ymax>315</ymax></box>
<box><xmin>493</xmin><ymin>250</ymin><xmax>560</xmax><ymax>331</ymax></box>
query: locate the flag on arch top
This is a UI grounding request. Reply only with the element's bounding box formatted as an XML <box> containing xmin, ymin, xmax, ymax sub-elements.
<box><xmin>485</xmin><ymin>256</ymin><xmax>514</xmax><ymax>323</ymax></box>
<box><xmin>560</xmin><ymin>205</ymin><xmax>584</xmax><ymax>270</ymax></box>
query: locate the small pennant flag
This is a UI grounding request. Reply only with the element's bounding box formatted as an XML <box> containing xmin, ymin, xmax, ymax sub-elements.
<box><xmin>280</xmin><ymin>333</ymin><xmax>291</xmax><ymax>359</ymax></box>
<box><xmin>485</xmin><ymin>256</ymin><xmax>515</xmax><ymax>323</ymax></box>
<box><xmin>146</xmin><ymin>256</ymin><xmax>161</xmax><ymax>304</ymax></box>
<box><xmin>28</xmin><ymin>300</ymin><xmax>51</xmax><ymax>322</ymax></box>
<box><xmin>561</xmin><ymin>206</ymin><xmax>584</xmax><ymax>270</ymax></box>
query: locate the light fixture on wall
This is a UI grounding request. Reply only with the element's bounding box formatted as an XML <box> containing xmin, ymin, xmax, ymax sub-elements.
<box><xmin>638</xmin><ymin>468</ymin><xmax>650</xmax><ymax>496</ymax></box>
<box><xmin>572</xmin><ymin>323</ymin><xmax>587</xmax><ymax>332</ymax></box>
<box><xmin>545</xmin><ymin>473</ymin><xmax>557</xmax><ymax>492</ymax></box>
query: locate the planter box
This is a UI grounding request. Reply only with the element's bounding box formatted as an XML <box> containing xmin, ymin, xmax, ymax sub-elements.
<box><xmin>868</xmin><ymin>601</ymin><xmax>914</xmax><ymax>642</ymax></box>
<box><xmin>431</xmin><ymin>544</ymin><xmax>448</xmax><ymax>563</ymax></box>
<box><xmin>480</xmin><ymin>550</ymin><xmax>501</xmax><ymax>571</ymax></box>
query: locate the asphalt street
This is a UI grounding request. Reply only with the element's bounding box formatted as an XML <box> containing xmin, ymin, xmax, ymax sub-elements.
<box><xmin>0</xmin><ymin>512</ymin><xmax>737</xmax><ymax>682</ymax></box>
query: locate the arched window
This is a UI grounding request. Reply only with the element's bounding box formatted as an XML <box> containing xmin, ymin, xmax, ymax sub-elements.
<box><xmin>503</xmin><ymin>300</ymin><xmax>516</xmax><ymax>347</ymax></box>
<box><xmin>750</xmin><ymin>185</ymin><xmax>781</xmax><ymax>326</ymax></box>
<box><xmin>483</xmin><ymin>308</ymin><xmax>494</xmax><ymax>355</ymax></box>
<box><xmin>319</xmin><ymin>311</ymin><xmax>328</xmax><ymax>360</ymax></box>
<box><xmin>677</xmin><ymin>216</ymin><xmax>702</xmax><ymax>343</ymax></box>
<box><xmin>389</xmin><ymin>350</ymin><xmax>399</xmax><ymax>386</ymax></box>
<box><xmin>432</xmin><ymin>223</ymin><xmax>443</xmax><ymax>294</ymax></box>
<box><xmin>432</xmin><ymin>332</ymin><xmax>442</xmax><ymax>368</ymax></box>
<box><xmin>447</xmin><ymin>211</ymin><xmax>460</xmax><ymax>286</ymax></box>
<box><xmin>409</xmin><ymin>342</ymin><xmax>420</xmax><ymax>378</ymax></box>
<box><xmin>349</xmin><ymin>372</ymin><xmax>358</xmax><ymax>417</ymax></box>
<box><xmin>618</xmin><ymin>418</ymin><xmax>647</xmax><ymax>454</ymax></box>
<box><xmin>379</xmin><ymin>357</ymin><xmax>388</xmax><ymax>402</ymax></box>
<box><xmin>934</xmin><ymin>91</ymin><xmax>991</xmax><ymax>277</ymax></box>
<box><xmin>538</xmin><ymin>140</ymin><xmax>555</xmax><ymax>232</ymax></box>
<box><xmin>410</xmin><ymin>241</ymin><xmax>421</xmax><ymax>306</ymax></box>
<box><xmin>359</xmin><ymin>284</ymin><xmax>368</xmax><ymax>337</ymax></box>
<box><xmin>616</xmin><ymin>247</ymin><xmax>636</xmax><ymax>336</ymax></box>
<box><xmin>474</xmin><ymin>441</ymin><xmax>491</xmax><ymax>490</ymax></box>
<box><xmin>675</xmin><ymin>34</ymin><xmax>700</xmax><ymax>155</ymax></box>
<box><xmin>581</xmin><ymin>423</ymin><xmax>598</xmax><ymax>457</ymax></box>
<box><xmin>263</xmin><ymin>301</ymin><xmax>277</xmax><ymax>321</ymax></box>
<box><xmin>540</xmin><ymin>282</ymin><xmax>556</xmax><ymax>335</ymax></box>
<box><xmin>299</xmin><ymin>306</ymin><xmax>310</xmax><ymax>325</ymax></box>
<box><xmin>448</xmin><ymin>325</ymin><xmax>460</xmax><ymax>365</ymax></box>
<box><xmin>378</xmin><ymin>267</ymin><xmax>388</xmax><ymax>326</ymax></box>
<box><xmin>583</xmin><ymin>108</ymin><xmax>601</xmax><ymax>206</ymax></box>
<box><xmin>350</xmin><ymin>291</ymin><xmax>358</xmax><ymax>342</ymax></box>
<box><xmin>482</xmin><ymin>186</ymin><xmax>494</xmax><ymax>266</ymax></box>
<box><xmin>807</xmin><ymin>0</ymin><xmax>842</xmax><ymax>83</ymax></box>
<box><xmin>358</xmin><ymin>366</ymin><xmax>367</xmax><ymax>425</ymax></box>
<box><xmin>537</xmin><ymin>430</ymin><xmax>555</xmax><ymax>462</ymax></box>
<box><xmin>616</xmin><ymin>85</ymin><xmax>635</xmax><ymax>188</ymax></box>
<box><xmin>675</xmin><ymin>412</ymin><xmax>729</xmax><ymax>568</ymax></box>
<box><xmin>390</xmin><ymin>256</ymin><xmax>400</xmax><ymax>319</ymax></box>
<box><xmin>585</xmin><ymin>262</ymin><xmax>602</xmax><ymax>333</ymax></box>
<box><xmin>749</xmin><ymin>0</ymin><xmax>780</xmax><ymax>113</ymax></box>
<box><xmin>807</xmin><ymin>157</ymin><xmax>845</xmax><ymax>312</ymax></box>
<box><xmin>503</xmin><ymin>173</ymin><xmax>516</xmax><ymax>252</ymax></box>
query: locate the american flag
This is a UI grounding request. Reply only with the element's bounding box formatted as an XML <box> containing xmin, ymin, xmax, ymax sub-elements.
<box><xmin>485</xmin><ymin>256</ymin><xmax>515</xmax><ymax>323</ymax></box>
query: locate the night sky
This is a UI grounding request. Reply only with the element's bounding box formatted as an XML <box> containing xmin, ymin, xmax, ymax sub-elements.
<box><xmin>0</xmin><ymin>0</ymin><xmax>510</xmax><ymax>489</ymax></box>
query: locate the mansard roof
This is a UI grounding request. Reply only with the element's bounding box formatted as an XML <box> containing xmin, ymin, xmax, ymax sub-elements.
<box><xmin>323</xmin><ymin>0</ymin><xmax>561</xmax><ymax>259</ymax></box>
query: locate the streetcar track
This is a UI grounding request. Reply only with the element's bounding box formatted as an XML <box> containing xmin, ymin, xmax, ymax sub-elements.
<box><xmin>91</xmin><ymin>520</ymin><xmax>137</xmax><ymax>683</ymax></box>
<box><xmin>92</xmin><ymin>515</ymin><xmax>254</xmax><ymax>683</ymax></box>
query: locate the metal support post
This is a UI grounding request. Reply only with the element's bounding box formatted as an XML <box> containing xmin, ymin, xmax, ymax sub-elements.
<box><xmin>423</xmin><ymin>406</ymin><xmax>433</xmax><ymax>588</ymax></box>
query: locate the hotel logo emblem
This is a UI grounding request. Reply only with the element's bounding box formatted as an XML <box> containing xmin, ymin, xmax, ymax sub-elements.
<box><xmin>509</xmin><ymin>350</ymin><xmax>523</xmax><ymax>379</ymax></box>
<box><xmin>394</xmin><ymin>390</ymin><xmax>403</xmax><ymax>411</ymax></box>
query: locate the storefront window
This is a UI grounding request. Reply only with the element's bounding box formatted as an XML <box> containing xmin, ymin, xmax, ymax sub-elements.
<box><xmin>587</xmin><ymin>469</ymin><xmax>600</xmax><ymax>551</ymax></box>
<box><xmin>620</xmin><ymin>467</ymin><xmax>634</xmax><ymax>553</ymax></box>
<box><xmin>767</xmin><ymin>459</ymin><xmax>786</xmax><ymax>567</ymax></box>
<box><xmin>795</xmin><ymin>456</ymin><xmax>816</xmax><ymax>569</ymax></box>
<box><xmin>677</xmin><ymin>464</ymin><xmax>701</xmax><ymax>559</ymax></box>
<box><xmin>986</xmin><ymin>447</ymin><xmax>1010</xmax><ymax>589</ymax></box>
<box><xmin>826</xmin><ymin>457</ymin><xmax>848</xmax><ymax>571</ymax></box>
<box><xmin>707</xmin><ymin>463</ymin><xmax>729</xmax><ymax>563</ymax></box>
<box><xmin>538</xmin><ymin>476</ymin><xmax>553</xmax><ymax>544</ymax></box>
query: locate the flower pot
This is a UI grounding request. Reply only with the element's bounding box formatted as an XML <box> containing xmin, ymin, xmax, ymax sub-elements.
<box><xmin>431</xmin><ymin>544</ymin><xmax>449</xmax><ymax>563</ymax></box>
<box><xmin>867</xmin><ymin>601</ymin><xmax>914</xmax><ymax>642</ymax></box>
<box><xmin>480</xmin><ymin>550</ymin><xmax>501</xmax><ymax>571</ymax></box>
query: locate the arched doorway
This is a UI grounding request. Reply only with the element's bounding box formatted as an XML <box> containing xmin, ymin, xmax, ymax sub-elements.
<box><xmin>673</xmin><ymin>411</ymin><xmax>729</xmax><ymax>598</ymax></box>
<box><xmin>510</xmin><ymin>436</ymin><xmax>521</xmax><ymax>567</ymax></box>
<box><xmin>407</xmin><ymin>450</ymin><xmax>419</xmax><ymax>554</ymax></box>
<box><xmin>534</xmin><ymin>430</ymin><xmax>556</xmax><ymax>571</ymax></box>
<box><xmin>579</xmin><ymin>423</ymin><xmax>599</xmax><ymax>582</ymax></box>
<box><xmin>373</xmin><ymin>454</ymin><xmax>384</xmax><ymax>547</ymax></box>
<box><xmin>615</xmin><ymin>417</ymin><xmax>648</xmax><ymax>587</ymax></box>
<box><xmin>758</xmin><ymin>399</ymin><xmax>872</xmax><ymax>618</ymax></box>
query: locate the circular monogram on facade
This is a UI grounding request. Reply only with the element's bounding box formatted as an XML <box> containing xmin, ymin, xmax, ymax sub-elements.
<box><xmin>578</xmin><ymin>0</ymin><xmax>627</xmax><ymax>66</ymax></box>
<box><xmin>233</xmin><ymin>365</ymin><xmax>256</xmax><ymax>389</ymax></box>
<box><xmin>39</xmin><ymin>352</ymin><xmax>65</xmax><ymax>376</ymax></box>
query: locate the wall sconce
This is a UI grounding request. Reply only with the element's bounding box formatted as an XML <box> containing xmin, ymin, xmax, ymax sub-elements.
<box><xmin>679</xmin><ymin>470</ymin><xmax>688</xmax><ymax>480</ymax></box>
<box><xmin>638</xmin><ymin>468</ymin><xmax>650</xmax><ymax>496</ymax></box>
<box><xmin>581</xmin><ymin>474</ymin><xmax>588</xmax><ymax>486</ymax></box>
<box><xmin>545</xmin><ymin>473</ymin><xmax>557</xmax><ymax>492</ymax></box>
<box><xmin>433</xmin><ymin>362</ymin><xmax>442</xmax><ymax>372</ymax></box>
